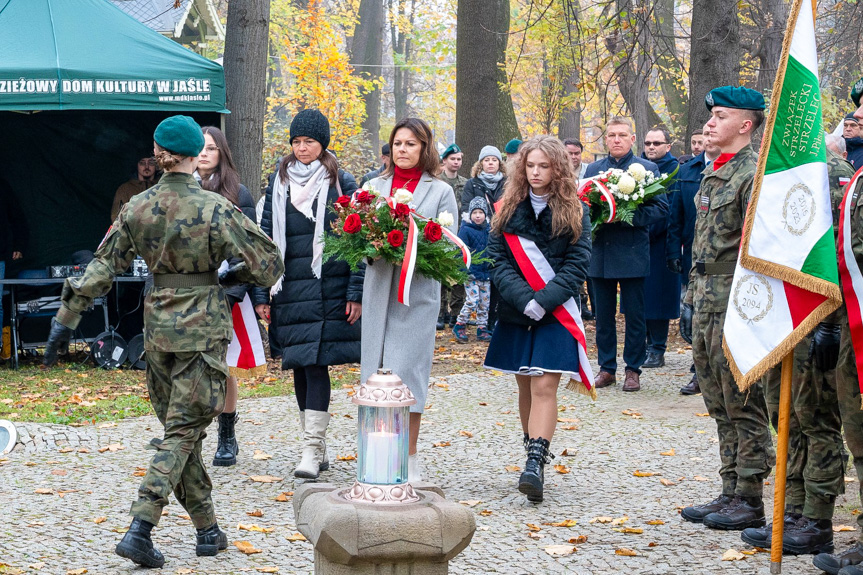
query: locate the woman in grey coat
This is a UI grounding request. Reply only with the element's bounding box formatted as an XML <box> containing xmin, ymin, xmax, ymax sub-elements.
<box><xmin>361</xmin><ymin>117</ymin><xmax>458</xmax><ymax>482</ymax></box>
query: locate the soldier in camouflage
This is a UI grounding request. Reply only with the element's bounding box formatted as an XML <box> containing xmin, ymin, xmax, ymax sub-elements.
<box><xmin>742</xmin><ymin>148</ymin><xmax>854</xmax><ymax>556</ymax></box>
<box><xmin>679</xmin><ymin>86</ymin><xmax>776</xmax><ymax>531</ymax></box>
<box><xmin>42</xmin><ymin>116</ymin><xmax>284</xmax><ymax>569</ymax></box>
<box><xmin>814</xmin><ymin>77</ymin><xmax>863</xmax><ymax>575</ymax></box>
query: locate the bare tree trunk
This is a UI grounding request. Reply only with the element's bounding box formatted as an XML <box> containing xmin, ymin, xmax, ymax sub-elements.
<box><xmin>557</xmin><ymin>0</ymin><xmax>582</xmax><ymax>140</ymax></box>
<box><xmin>223</xmin><ymin>0</ymin><xmax>270</xmax><ymax>197</ymax></box>
<box><xmin>350</xmin><ymin>0</ymin><xmax>385</xmax><ymax>155</ymax></box>
<box><xmin>389</xmin><ymin>0</ymin><xmax>417</xmax><ymax>120</ymax></box>
<box><xmin>652</xmin><ymin>0</ymin><xmax>687</xmax><ymax>134</ymax></box>
<box><xmin>456</xmin><ymin>0</ymin><xmax>520</xmax><ymax>176</ymax></box>
<box><xmin>750</xmin><ymin>0</ymin><xmax>788</xmax><ymax>95</ymax></box>
<box><xmin>686</xmin><ymin>0</ymin><xmax>740</xmax><ymax>149</ymax></box>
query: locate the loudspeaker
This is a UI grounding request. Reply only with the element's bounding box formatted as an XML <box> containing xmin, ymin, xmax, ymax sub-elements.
<box><xmin>16</xmin><ymin>297</ymin><xmax>108</xmax><ymax>349</ymax></box>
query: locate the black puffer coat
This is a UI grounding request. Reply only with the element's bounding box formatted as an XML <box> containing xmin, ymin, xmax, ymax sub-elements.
<box><xmin>460</xmin><ymin>176</ymin><xmax>506</xmax><ymax>215</ymax></box>
<box><xmin>487</xmin><ymin>198</ymin><xmax>591</xmax><ymax>326</ymax></box>
<box><xmin>253</xmin><ymin>169</ymin><xmax>363</xmax><ymax>369</ymax></box>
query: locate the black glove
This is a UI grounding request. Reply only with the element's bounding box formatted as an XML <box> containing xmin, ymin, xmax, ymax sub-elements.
<box><xmin>43</xmin><ymin>319</ymin><xmax>73</xmax><ymax>367</ymax></box>
<box><xmin>667</xmin><ymin>258</ymin><xmax>683</xmax><ymax>274</ymax></box>
<box><xmin>810</xmin><ymin>322</ymin><xmax>842</xmax><ymax>372</ymax></box>
<box><xmin>680</xmin><ymin>303</ymin><xmax>693</xmax><ymax>344</ymax></box>
<box><xmin>218</xmin><ymin>262</ymin><xmax>248</xmax><ymax>287</ymax></box>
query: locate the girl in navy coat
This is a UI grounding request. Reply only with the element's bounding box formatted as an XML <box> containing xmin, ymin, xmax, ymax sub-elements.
<box><xmin>484</xmin><ymin>135</ymin><xmax>592</xmax><ymax>503</ymax></box>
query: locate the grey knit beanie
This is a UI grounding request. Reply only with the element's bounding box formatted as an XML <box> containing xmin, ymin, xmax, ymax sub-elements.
<box><xmin>290</xmin><ymin>109</ymin><xmax>331</xmax><ymax>150</ymax></box>
<box><xmin>468</xmin><ymin>196</ymin><xmax>490</xmax><ymax>218</ymax></box>
<box><xmin>478</xmin><ymin>145</ymin><xmax>502</xmax><ymax>163</ymax></box>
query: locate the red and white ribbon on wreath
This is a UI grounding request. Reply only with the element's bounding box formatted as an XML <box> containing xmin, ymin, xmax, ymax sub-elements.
<box><xmin>503</xmin><ymin>232</ymin><xmax>596</xmax><ymax>399</ymax></box>
<box><xmin>398</xmin><ymin>212</ymin><xmax>471</xmax><ymax>306</ymax></box>
<box><xmin>578</xmin><ymin>178</ymin><xmax>616</xmax><ymax>223</ymax></box>
<box><xmin>837</xmin><ymin>166</ymin><xmax>863</xmax><ymax>403</ymax></box>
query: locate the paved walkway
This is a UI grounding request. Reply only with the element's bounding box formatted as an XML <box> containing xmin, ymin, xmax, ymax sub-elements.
<box><xmin>0</xmin><ymin>351</ymin><xmax>856</xmax><ymax>574</ymax></box>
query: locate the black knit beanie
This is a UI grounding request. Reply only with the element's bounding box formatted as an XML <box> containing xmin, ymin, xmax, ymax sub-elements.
<box><xmin>290</xmin><ymin>109</ymin><xmax>330</xmax><ymax>150</ymax></box>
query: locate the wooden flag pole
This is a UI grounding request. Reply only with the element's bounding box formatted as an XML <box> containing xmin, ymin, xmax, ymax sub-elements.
<box><xmin>770</xmin><ymin>351</ymin><xmax>794</xmax><ymax>573</ymax></box>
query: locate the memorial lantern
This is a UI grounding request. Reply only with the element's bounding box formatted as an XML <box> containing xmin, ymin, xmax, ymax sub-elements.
<box><xmin>345</xmin><ymin>369</ymin><xmax>420</xmax><ymax>504</ymax></box>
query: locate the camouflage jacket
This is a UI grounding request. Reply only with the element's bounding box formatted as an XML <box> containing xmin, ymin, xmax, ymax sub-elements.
<box><xmin>56</xmin><ymin>172</ymin><xmax>284</xmax><ymax>352</ymax></box>
<box><xmin>438</xmin><ymin>173</ymin><xmax>467</xmax><ymax>208</ymax></box>
<box><xmin>829</xmin><ymin>150</ymin><xmax>859</xmax><ymax>324</ymax></box>
<box><xmin>684</xmin><ymin>145</ymin><xmax>757</xmax><ymax>313</ymax></box>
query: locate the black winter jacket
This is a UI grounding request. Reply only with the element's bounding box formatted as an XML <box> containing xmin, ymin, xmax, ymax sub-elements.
<box><xmin>253</xmin><ymin>169</ymin><xmax>364</xmax><ymax>369</ymax></box>
<box><xmin>488</xmin><ymin>198</ymin><xmax>592</xmax><ymax>326</ymax></box>
<box><xmin>460</xmin><ymin>176</ymin><xmax>506</xmax><ymax>215</ymax></box>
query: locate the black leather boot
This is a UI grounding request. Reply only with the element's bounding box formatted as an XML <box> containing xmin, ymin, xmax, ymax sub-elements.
<box><xmin>680</xmin><ymin>373</ymin><xmax>700</xmax><ymax>395</ymax></box>
<box><xmin>703</xmin><ymin>495</ymin><xmax>766</xmax><ymax>530</ymax></box>
<box><xmin>519</xmin><ymin>437</ymin><xmax>551</xmax><ymax>503</ymax></box>
<box><xmin>115</xmin><ymin>518</ymin><xmax>165</xmax><ymax>568</ymax></box>
<box><xmin>740</xmin><ymin>512</ymin><xmax>802</xmax><ymax>547</ymax></box>
<box><xmin>580</xmin><ymin>294</ymin><xmax>594</xmax><ymax>321</ymax></box>
<box><xmin>213</xmin><ymin>411</ymin><xmax>238</xmax><ymax>467</ymax></box>
<box><xmin>522</xmin><ymin>432</ymin><xmax>529</xmax><ymax>451</ymax></box>
<box><xmin>436</xmin><ymin>314</ymin><xmax>445</xmax><ymax>330</ymax></box>
<box><xmin>196</xmin><ymin>523</ymin><xmax>228</xmax><ymax>556</ymax></box>
<box><xmin>782</xmin><ymin>517</ymin><xmax>834</xmax><ymax>555</ymax></box>
<box><xmin>814</xmin><ymin>542</ymin><xmax>863</xmax><ymax>574</ymax></box>
<box><xmin>643</xmin><ymin>351</ymin><xmax>665</xmax><ymax>368</ymax></box>
<box><xmin>681</xmin><ymin>494</ymin><xmax>734</xmax><ymax>523</ymax></box>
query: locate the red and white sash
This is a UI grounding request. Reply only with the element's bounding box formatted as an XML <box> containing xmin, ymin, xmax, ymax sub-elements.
<box><xmin>503</xmin><ymin>232</ymin><xmax>596</xmax><ymax>399</ymax></box>
<box><xmin>226</xmin><ymin>293</ymin><xmax>267</xmax><ymax>377</ymax></box>
<box><xmin>838</xmin><ymin>166</ymin><xmax>863</xmax><ymax>402</ymax></box>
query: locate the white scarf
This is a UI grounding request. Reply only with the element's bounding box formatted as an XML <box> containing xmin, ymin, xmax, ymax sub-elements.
<box><xmin>270</xmin><ymin>160</ymin><xmax>331</xmax><ymax>296</ymax></box>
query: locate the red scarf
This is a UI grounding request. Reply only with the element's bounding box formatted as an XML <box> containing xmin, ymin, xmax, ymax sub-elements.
<box><xmin>713</xmin><ymin>153</ymin><xmax>735</xmax><ymax>171</ymax></box>
<box><xmin>392</xmin><ymin>165</ymin><xmax>423</xmax><ymax>193</ymax></box>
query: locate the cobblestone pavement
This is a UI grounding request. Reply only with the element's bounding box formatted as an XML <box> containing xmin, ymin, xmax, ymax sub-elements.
<box><xmin>0</xmin><ymin>350</ymin><xmax>858</xmax><ymax>574</ymax></box>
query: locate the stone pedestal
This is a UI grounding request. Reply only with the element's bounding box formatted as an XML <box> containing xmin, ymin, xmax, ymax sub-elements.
<box><xmin>293</xmin><ymin>482</ymin><xmax>476</xmax><ymax>575</ymax></box>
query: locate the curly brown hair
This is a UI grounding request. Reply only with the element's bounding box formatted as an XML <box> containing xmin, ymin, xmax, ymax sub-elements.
<box><xmin>492</xmin><ymin>135</ymin><xmax>583</xmax><ymax>242</ymax></box>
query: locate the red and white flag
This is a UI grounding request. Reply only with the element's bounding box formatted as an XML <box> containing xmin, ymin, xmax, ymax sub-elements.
<box><xmin>227</xmin><ymin>293</ymin><xmax>267</xmax><ymax>377</ymax></box>
<box><xmin>838</xmin><ymin>167</ymin><xmax>863</xmax><ymax>406</ymax></box>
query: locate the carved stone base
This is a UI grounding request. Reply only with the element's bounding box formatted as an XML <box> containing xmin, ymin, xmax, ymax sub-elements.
<box><xmin>293</xmin><ymin>482</ymin><xmax>476</xmax><ymax>575</ymax></box>
<box><xmin>343</xmin><ymin>481</ymin><xmax>421</xmax><ymax>505</ymax></box>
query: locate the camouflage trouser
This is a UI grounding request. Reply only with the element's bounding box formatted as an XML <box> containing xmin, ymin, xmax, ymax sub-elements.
<box><xmin>693</xmin><ymin>310</ymin><xmax>775</xmax><ymax>498</ymax></box>
<box><xmin>837</xmin><ymin>323</ymin><xmax>863</xmax><ymax>539</ymax></box>
<box><xmin>764</xmin><ymin>334</ymin><xmax>845</xmax><ymax>520</ymax></box>
<box><xmin>130</xmin><ymin>342</ymin><xmax>228</xmax><ymax>529</ymax></box>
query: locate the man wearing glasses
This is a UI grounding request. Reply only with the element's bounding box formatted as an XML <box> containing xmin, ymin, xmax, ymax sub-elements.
<box><xmin>110</xmin><ymin>154</ymin><xmax>159</xmax><ymax>221</ymax></box>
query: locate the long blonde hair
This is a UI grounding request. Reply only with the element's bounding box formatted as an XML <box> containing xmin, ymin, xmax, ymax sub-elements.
<box><xmin>492</xmin><ymin>135</ymin><xmax>583</xmax><ymax>242</ymax></box>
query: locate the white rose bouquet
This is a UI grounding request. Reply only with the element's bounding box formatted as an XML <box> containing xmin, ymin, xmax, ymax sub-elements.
<box><xmin>577</xmin><ymin>163</ymin><xmax>678</xmax><ymax>235</ymax></box>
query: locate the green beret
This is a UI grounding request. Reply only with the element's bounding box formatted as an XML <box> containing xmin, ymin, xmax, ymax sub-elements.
<box><xmin>705</xmin><ymin>86</ymin><xmax>765</xmax><ymax>112</ymax></box>
<box><xmin>505</xmin><ymin>139</ymin><xmax>522</xmax><ymax>154</ymax></box>
<box><xmin>441</xmin><ymin>144</ymin><xmax>461</xmax><ymax>159</ymax></box>
<box><xmin>851</xmin><ymin>77</ymin><xmax>863</xmax><ymax>107</ymax></box>
<box><xmin>154</xmin><ymin>115</ymin><xmax>205</xmax><ymax>157</ymax></box>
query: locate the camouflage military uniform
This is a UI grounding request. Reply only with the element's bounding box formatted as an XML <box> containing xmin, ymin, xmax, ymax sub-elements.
<box><xmin>437</xmin><ymin>172</ymin><xmax>467</xmax><ymax>319</ymax></box>
<box><xmin>55</xmin><ymin>172</ymin><xmax>283</xmax><ymax>529</ymax></box>
<box><xmin>762</xmin><ymin>150</ymin><xmax>853</xmax><ymax>520</ymax></box>
<box><xmin>836</xmin><ymin>167</ymin><xmax>863</xmax><ymax>539</ymax></box>
<box><xmin>684</xmin><ymin>145</ymin><xmax>776</xmax><ymax>498</ymax></box>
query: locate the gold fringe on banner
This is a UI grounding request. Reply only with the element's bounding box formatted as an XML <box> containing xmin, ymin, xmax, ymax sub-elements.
<box><xmin>229</xmin><ymin>364</ymin><xmax>268</xmax><ymax>378</ymax></box>
<box><xmin>566</xmin><ymin>378</ymin><xmax>597</xmax><ymax>401</ymax></box>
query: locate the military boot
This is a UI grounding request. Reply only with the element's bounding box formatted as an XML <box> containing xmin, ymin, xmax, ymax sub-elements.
<box><xmin>782</xmin><ymin>517</ymin><xmax>833</xmax><ymax>555</ymax></box>
<box><xmin>115</xmin><ymin>518</ymin><xmax>165</xmax><ymax>568</ymax></box>
<box><xmin>703</xmin><ymin>495</ymin><xmax>766</xmax><ymax>530</ymax></box>
<box><xmin>740</xmin><ymin>512</ymin><xmax>802</xmax><ymax>548</ymax></box>
<box><xmin>196</xmin><ymin>523</ymin><xmax>228</xmax><ymax>556</ymax></box>
<box><xmin>212</xmin><ymin>411</ymin><xmax>239</xmax><ymax>466</ymax></box>
<box><xmin>814</xmin><ymin>542</ymin><xmax>863</xmax><ymax>575</ymax></box>
<box><xmin>518</xmin><ymin>437</ymin><xmax>552</xmax><ymax>503</ymax></box>
<box><xmin>681</xmin><ymin>494</ymin><xmax>734</xmax><ymax>523</ymax></box>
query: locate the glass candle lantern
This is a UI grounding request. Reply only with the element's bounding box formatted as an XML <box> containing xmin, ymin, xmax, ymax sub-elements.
<box><xmin>345</xmin><ymin>369</ymin><xmax>420</xmax><ymax>504</ymax></box>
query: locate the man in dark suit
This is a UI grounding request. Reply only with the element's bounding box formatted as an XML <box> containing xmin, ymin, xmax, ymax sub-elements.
<box><xmin>584</xmin><ymin>117</ymin><xmax>668</xmax><ymax>392</ymax></box>
<box><xmin>666</xmin><ymin>123</ymin><xmax>720</xmax><ymax>394</ymax></box>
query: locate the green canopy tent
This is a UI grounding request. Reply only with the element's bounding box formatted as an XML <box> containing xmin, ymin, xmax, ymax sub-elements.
<box><xmin>0</xmin><ymin>0</ymin><xmax>229</xmax><ymax>274</ymax></box>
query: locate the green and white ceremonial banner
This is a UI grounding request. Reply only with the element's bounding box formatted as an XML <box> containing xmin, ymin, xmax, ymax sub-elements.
<box><xmin>723</xmin><ymin>0</ymin><xmax>842</xmax><ymax>390</ymax></box>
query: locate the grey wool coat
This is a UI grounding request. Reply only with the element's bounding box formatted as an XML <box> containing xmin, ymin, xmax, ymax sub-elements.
<box><xmin>360</xmin><ymin>173</ymin><xmax>459</xmax><ymax>413</ymax></box>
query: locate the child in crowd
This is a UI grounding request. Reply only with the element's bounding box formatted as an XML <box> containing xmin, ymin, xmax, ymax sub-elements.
<box><xmin>453</xmin><ymin>197</ymin><xmax>492</xmax><ymax>343</ymax></box>
<box><xmin>483</xmin><ymin>135</ymin><xmax>591</xmax><ymax>503</ymax></box>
